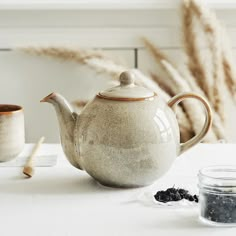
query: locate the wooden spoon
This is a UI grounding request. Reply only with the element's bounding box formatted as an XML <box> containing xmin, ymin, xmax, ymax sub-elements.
<box><xmin>23</xmin><ymin>136</ymin><xmax>45</xmax><ymax>178</ymax></box>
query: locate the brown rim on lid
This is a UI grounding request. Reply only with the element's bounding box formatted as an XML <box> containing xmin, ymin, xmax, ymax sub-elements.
<box><xmin>97</xmin><ymin>93</ymin><xmax>157</xmax><ymax>101</ymax></box>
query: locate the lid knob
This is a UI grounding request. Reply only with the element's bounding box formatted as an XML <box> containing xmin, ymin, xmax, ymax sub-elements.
<box><xmin>119</xmin><ymin>71</ymin><xmax>135</xmax><ymax>86</ymax></box>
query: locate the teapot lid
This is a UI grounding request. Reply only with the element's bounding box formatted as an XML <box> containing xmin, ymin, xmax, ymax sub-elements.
<box><xmin>97</xmin><ymin>70</ymin><xmax>155</xmax><ymax>101</ymax></box>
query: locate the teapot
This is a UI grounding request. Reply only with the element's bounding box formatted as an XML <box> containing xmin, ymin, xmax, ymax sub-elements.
<box><xmin>41</xmin><ymin>70</ymin><xmax>212</xmax><ymax>188</ymax></box>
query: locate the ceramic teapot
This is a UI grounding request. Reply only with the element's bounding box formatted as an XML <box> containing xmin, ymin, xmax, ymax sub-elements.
<box><xmin>41</xmin><ymin>70</ymin><xmax>212</xmax><ymax>188</ymax></box>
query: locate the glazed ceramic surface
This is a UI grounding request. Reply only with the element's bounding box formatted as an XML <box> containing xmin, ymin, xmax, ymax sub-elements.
<box><xmin>41</xmin><ymin>70</ymin><xmax>212</xmax><ymax>188</ymax></box>
<box><xmin>76</xmin><ymin>96</ymin><xmax>179</xmax><ymax>187</ymax></box>
<box><xmin>0</xmin><ymin>105</ymin><xmax>25</xmax><ymax>162</ymax></box>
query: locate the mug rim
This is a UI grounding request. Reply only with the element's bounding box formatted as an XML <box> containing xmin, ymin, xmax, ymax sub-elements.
<box><xmin>0</xmin><ymin>104</ymin><xmax>23</xmax><ymax>115</ymax></box>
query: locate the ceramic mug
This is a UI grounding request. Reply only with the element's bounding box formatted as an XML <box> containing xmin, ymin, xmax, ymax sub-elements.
<box><xmin>0</xmin><ymin>104</ymin><xmax>25</xmax><ymax>162</ymax></box>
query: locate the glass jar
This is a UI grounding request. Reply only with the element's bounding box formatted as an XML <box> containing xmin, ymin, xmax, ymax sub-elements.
<box><xmin>198</xmin><ymin>166</ymin><xmax>236</xmax><ymax>226</ymax></box>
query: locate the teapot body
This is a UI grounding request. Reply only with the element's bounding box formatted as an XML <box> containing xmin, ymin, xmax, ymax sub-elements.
<box><xmin>41</xmin><ymin>71</ymin><xmax>212</xmax><ymax>188</ymax></box>
<box><xmin>75</xmin><ymin>95</ymin><xmax>180</xmax><ymax>187</ymax></box>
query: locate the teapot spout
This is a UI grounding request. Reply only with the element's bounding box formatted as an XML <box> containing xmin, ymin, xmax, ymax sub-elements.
<box><xmin>41</xmin><ymin>92</ymin><xmax>83</xmax><ymax>170</ymax></box>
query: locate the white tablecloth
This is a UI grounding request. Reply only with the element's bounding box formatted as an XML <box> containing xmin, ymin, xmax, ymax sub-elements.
<box><xmin>0</xmin><ymin>144</ymin><xmax>236</xmax><ymax>236</ymax></box>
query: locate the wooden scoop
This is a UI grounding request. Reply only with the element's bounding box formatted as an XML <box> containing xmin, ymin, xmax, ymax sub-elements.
<box><xmin>23</xmin><ymin>136</ymin><xmax>45</xmax><ymax>178</ymax></box>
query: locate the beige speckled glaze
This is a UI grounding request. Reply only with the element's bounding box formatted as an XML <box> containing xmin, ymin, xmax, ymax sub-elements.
<box><xmin>41</xmin><ymin>71</ymin><xmax>212</xmax><ymax>188</ymax></box>
<box><xmin>0</xmin><ymin>105</ymin><xmax>25</xmax><ymax>162</ymax></box>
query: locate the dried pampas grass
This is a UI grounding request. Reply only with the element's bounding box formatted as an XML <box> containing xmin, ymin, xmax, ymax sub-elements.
<box><xmin>142</xmin><ymin>0</ymin><xmax>234</xmax><ymax>141</ymax></box>
<box><xmin>142</xmin><ymin>37</ymin><xmax>225</xmax><ymax>141</ymax></box>
<box><xmin>188</xmin><ymin>0</ymin><xmax>225</xmax><ymax>122</ymax></box>
<box><xmin>221</xmin><ymin>28</ymin><xmax>236</xmax><ymax>101</ymax></box>
<box><xmin>182</xmin><ymin>0</ymin><xmax>214</xmax><ymax>103</ymax></box>
<box><xmin>21</xmin><ymin>46</ymin><xmax>171</xmax><ymax>100</ymax></box>
<box><xmin>19</xmin><ymin>0</ymin><xmax>236</xmax><ymax>143</ymax></box>
<box><xmin>223</xmin><ymin>55</ymin><xmax>236</xmax><ymax>100</ymax></box>
<box><xmin>22</xmin><ymin>47</ymin><xmax>126</xmax><ymax>78</ymax></box>
<box><xmin>161</xmin><ymin>60</ymin><xmax>226</xmax><ymax>141</ymax></box>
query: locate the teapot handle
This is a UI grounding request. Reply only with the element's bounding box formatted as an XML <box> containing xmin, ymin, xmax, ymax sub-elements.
<box><xmin>167</xmin><ymin>92</ymin><xmax>213</xmax><ymax>155</ymax></box>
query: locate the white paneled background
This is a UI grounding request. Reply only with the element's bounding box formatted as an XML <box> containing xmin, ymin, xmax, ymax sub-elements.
<box><xmin>0</xmin><ymin>0</ymin><xmax>236</xmax><ymax>142</ymax></box>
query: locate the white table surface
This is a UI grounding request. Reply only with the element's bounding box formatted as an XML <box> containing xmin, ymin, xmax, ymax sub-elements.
<box><xmin>1</xmin><ymin>144</ymin><xmax>236</xmax><ymax>236</ymax></box>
